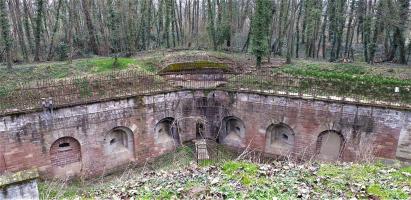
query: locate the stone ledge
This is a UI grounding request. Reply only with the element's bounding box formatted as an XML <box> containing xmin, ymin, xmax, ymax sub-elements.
<box><xmin>0</xmin><ymin>169</ymin><xmax>39</xmax><ymax>188</ymax></box>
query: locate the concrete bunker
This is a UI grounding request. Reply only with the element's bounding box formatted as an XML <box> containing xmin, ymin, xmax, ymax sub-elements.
<box><xmin>316</xmin><ymin>130</ymin><xmax>345</xmax><ymax>161</ymax></box>
<box><xmin>49</xmin><ymin>137</ymin><xmax>82</xmax><ymax>177</ymax></box>
<box><xmin>154</xmin><ymin>117</ymin><xmax>181</xmax><ymax>146</ymax></box>
<box><xmin>265</xmin><ymin>123</ymin><xmax>295</xmax><ymax>156</ymax></box>
<box><xmin>219</xmin><ymin>116</ymin><xmax>245</xmax><ymax>146</ymax></box>
<box><xmin>104</xmin><ymin>127</ymin><xmax>135</xmax><ymax>169</ymax></box>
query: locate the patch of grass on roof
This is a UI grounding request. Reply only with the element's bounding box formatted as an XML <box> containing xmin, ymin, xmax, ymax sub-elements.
<box><xmin>78</xmin><ymin>57</ymin><xmax>136</xmax><ymax>73</ymax></box>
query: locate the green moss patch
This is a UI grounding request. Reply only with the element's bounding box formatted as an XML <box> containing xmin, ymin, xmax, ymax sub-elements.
<box><xmin>0</xmin><ymin>169</ymin><xmax>39</xmax><ymax>188</ymax></box>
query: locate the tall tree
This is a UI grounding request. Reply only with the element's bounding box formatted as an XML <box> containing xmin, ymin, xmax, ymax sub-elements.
<box><xmin>47</xmin><ymin>0</ymin><xmax>63</xmax><ymax>60</ymax></box>
<box><xmin>0</xmin><ymin>0</ymin><xmax>12</xmax><ymax>69</ymax></box>
<box><xmin>368</xmin><ymin>0</ymin><xmax>383</xmax><ymax>63</ymax></box>
<box><xmin>82</xmin><ymin>0</ymin><xmax>99</xmax><ymax>55</ymax></box>
<box><xmin>10</xmin><ymin>0</ymin><xmax>28</xmax><ymax>62</ymax></box>
<box><xmin>395</xmin><ymin>0</ymin><xmax>409</xmax><ymax>64</ymax></box>
<box><xmin>206</xmin><ymin>0</ymin><xmax>217</xmax><ymax>50</ymax></box>
<box><xmin>251</xmin><ymin>0</ymin><xmax>271</xmax><ymax>67</ymax></box>
<box><xmin>286</xmin><ymin>0</ymin><xmax>297</xmax><ymax>64</ymax></box>
<box><xmin>34</xmin><ymin>0</ymin><xmax>44</xmax><ymax>62</ymax></box>
<box><xmin>22</xmin><ymin>0</ymin><xmax>34</xmax><ymax>55</ymax></box>
<box><xmin>344</xmin><ymin>0</ymin><xmax>356</xmax><ymax>59</ymax></box>
<box><xmin>328</xmin><ymin>0</ymin><xmax>346</xmax><ymax>62</ymax></box>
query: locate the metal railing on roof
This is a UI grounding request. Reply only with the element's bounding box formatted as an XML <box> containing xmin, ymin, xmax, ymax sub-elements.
<box><xmin>0</xmin><ymin>71</ymin><xmax>409</xmax><ymax>116</ymax></box>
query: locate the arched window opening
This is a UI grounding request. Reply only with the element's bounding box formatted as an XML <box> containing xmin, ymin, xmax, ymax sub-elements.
<box><xmin>316</xmin><ymin>131</ymin><xmax>344</xmax><ymax>161</ymax></box>
<box><xmin>265</xmin><ymin>123</ymin><xmax>295</xmax><ymax>155</ymax></box>
<box><xmin>50</xmin><ymin>137</ymin><xmax>81</xmax><ymax>167</ymax></box>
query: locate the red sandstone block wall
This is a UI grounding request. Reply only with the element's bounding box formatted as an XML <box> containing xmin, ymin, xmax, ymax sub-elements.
<box><xmin>0</xmin><ymin>91</ymin><xmax>408</xmax><ymax>179</ymax></box>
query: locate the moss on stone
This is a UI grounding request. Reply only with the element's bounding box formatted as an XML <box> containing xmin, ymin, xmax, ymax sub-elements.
<box><xmin>0</xmin><ymin>169</ymin><xmax>39</xmax><ymax>188</ymax></box>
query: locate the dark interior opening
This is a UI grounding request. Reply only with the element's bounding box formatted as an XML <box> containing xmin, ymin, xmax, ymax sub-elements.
<box><xmin>110</xmin><ymin>138</ymin><xmax>116</xmax><ymax>144</ymax></box>
<box><xmin>59</xmin><ymin>143</ymin><xmax>70</xmax><ymax>148</ymax></box>
<box><xmin>196</xmin><ymin>122</ymin><xmax>204</xmax><ymax>139</ymax></box>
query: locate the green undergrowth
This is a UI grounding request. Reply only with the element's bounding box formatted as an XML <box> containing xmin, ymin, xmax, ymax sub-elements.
<box><xmin>148</xmin><ymin>145</ymin><xmax>195</xmax><ymax>171</ymax></box>
<box><xmin>277</xmin><ymin>62</ymin><xmax>411</xmax><ymax>86</ymax></box>
<box><xmin>38</xmin><ymin>150</ymin><xmax>411</xmax><ymax>200</ymax></box>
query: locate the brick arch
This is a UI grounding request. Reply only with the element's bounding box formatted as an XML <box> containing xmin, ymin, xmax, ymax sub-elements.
<box><xmin>316</xmin><ymin>130</ymin><xmax>345</xmax><ymax>161</ymax></box>
<box><xmin>154</xmin><ymin>117</ymin><xmax>180</xmax><ymax>145</ymax></box>
<box><xmin>265</xmin><ymin>123</ymin><xmax>295</xmax><ymax>156</ymax></box>
<box><xmin>218</xmin><ymin>116</ymin><xmax>246</xmax><ymax>146</ymax></box>
<box><xmin>50</xmin><ymin>137</ymin><xmax>81</xmax><ymax>167</ymax></box>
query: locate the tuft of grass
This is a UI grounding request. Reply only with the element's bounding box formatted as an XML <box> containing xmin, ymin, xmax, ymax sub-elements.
<box><xmin>38</xmin><ymin>180</ymin><xmax>84</xmax><ymax>200</ymax></box>
<box><xmin>222</xmin><ymin>161</ymin><xmax>259</xmax><ymax>186</ymax></box>
<box><xmin>222</xmin><ymin>161</ymin><xmax>258</xmax><ymax>177</ymax></box>
<box><xmin>367</xmin><ymin>184</ymin><xmax>408</xmax><ymax>200</ymax></box>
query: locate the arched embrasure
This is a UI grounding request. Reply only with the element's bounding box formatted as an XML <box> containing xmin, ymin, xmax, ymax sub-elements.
<box><xmin>219</xmin><ymin>116</ymin><xmax>245</xmax><ymax>146</ymax></box>
<box><xmin>154</xmin><ymin>117</ymin><xmax>181</xmax><ymax>145</ymax></box>
<box><xmin>104</xmin><ymin>127</ymin><xmax>134</xmax><ymax>155</ymax></box>
<box><xmin>316</xmin><ymin>130</ymin><xmax>345</xmax><ymax>161</ymax></box>
<box><xmin>265</xmin><ymin>123</ymin><xmax>295</xmax><ymax>156</ymax></box>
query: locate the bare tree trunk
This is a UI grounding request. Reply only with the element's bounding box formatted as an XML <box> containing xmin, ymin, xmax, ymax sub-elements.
<box><xmin>344</xmin><ymin>0</ymin><xmax>355</xmax><ymax>58</ymax></box>
<box><xmin>68</xmin><ymin>0</ymin><xmax>74</xmax><ymax>64</ymax></box>
<box><xmin>22</xmin><ymin>0</ymin><xmax>34</xmax><ymax>55</ymax></box>
<box><xmin>10</xmin><ymin>0</ymin><xmax>29</xmax><ymax>62</ymax></box>
<box><xmin>295</xmin><ymin>1</ymin><xmax>302</xmax><ymax>58</ymax></box>
<box><xmin>47</xmin><ymin>0</ymin><xmax>63</xmax><ymax>61</ymax></box>
<box><xmin>34</xmin><ymin>0</ymin><xmax>45</xmax><ymax>62</ymax></box>
<box><xmin>0</xmin><ymin>0</ymin><xmax>12</xmax><ymax>69</ymax></box>
<box><xmin>286</xmin><ymin>0</ymin><xmax>297</xmax><ymax>64</ymax></box>
<box><xmin>82</xmin><ymin>0</ymin><xmax>99</xmax><ymax>55</ymax></box>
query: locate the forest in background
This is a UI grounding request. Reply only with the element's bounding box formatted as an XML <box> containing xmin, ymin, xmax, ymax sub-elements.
<box><xmin>0</xmin><ymin>0</ymin><xmax>410</xmax><ymax>69</ymax></box>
